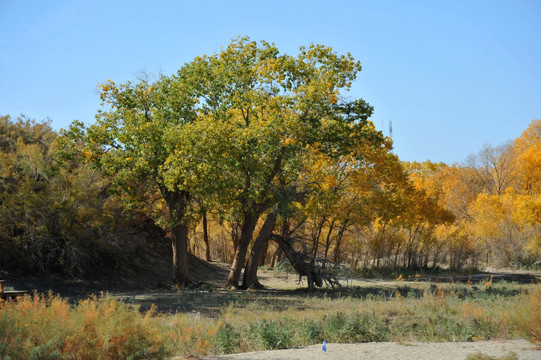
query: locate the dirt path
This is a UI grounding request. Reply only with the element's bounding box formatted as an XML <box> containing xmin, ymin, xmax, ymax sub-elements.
<box><xmin>203</xmin><ymin>340</ymin><xmax>539</xmax><ymax>360</ymax></box>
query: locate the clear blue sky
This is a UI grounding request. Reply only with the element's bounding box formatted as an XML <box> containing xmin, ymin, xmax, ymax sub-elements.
<box><xmin>1</xmin><ymin>0</ymin><xmax>540</xmax><ymax>164</ymax></box>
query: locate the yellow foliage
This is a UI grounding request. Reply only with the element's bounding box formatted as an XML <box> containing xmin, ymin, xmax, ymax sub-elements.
<box><xmin>281</xmin><ymin>137</ymin><xmax>295</xmax><ymax>146</ymax></box>
<box><xmin>468</xmin><ymin>192</ymin><xmax>506</xmax><ymax>240</ymax></box>
<box><xmin>513</xmin><ymin>119</ymin><xmax>541</xmax><ymax>195</ymax></box>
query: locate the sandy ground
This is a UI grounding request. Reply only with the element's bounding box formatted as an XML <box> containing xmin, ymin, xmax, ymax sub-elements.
<box><xmin>203</xmin><ymin>340</ymin><xmax>540</xmax><ymax>360</ymax></box>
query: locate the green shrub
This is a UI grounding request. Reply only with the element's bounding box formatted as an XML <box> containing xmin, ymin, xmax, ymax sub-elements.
<box><xmin>249</xmin><ymin>320</ymin><xmax>292</xmax><ymax>350</ymax></box>
<box><xmin>298</xmin><ymin>318</ymin><xmax>322</xmax><ymax>343</ymax></box>
<box><xmin>213</xmin><ymin>323</ymin><xmax>240</xmax><ymax>354</ymax></box>
<box><xmin>322</xmin><ymin>312</ymin><xmax>388</xmax><ymax>343</ymax></box>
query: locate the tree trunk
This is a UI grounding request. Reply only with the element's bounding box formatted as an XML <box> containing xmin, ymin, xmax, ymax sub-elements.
<box><xmin>333</xmin><ymin>235</ymin><xmax>342</xmax><ymax>264</ymax></box>
<box><xmin>202</xmin><ymin>210</ymin><xmax>211</xmax><ymax>261</ymax></box>
<box><xmin>270</xmin><ymin>233</ymin><xmax>323</xmax><ymax>292</ymax></box>
<box><xmin>311</xmin><ymin>217</ymin><xmax>326</xmax><ymax>259</ymax></box>
<box><xmin>225</xmin><ymin>211</ymin><xmax>259</xmax><ymax>289</ymax></box>
<box><xmin>161</xmin><ymin>188</ymin><xmax>190</xmax><ymax>288</ymax></box>
<box><xmin>270</xmin><ymin>246</ymin><xmax>282</xmax><ymax>268</ymax></box>
<box><xmin>171</xmin><ymin>221</ymin><xmax>190</xmax><ymax>287</ymax></box>
<box><xmin>332</xmin><ymin>220</ymin><xmax>349</xmax><ymax>264</ymax></box>
<box><xmin>323</xmin><ymin>219</ymin><xmax>336</xmax><ymax>267</ymax></box>
<box><xmin>231</xmin><ymin>221</ymin><xmax>241</xmax><ymax>253</ymax></box>
<box><xmin>259</xmin><ymin>241</ymin><xmax>268</xmax><ymax>266</ymax></box>
<box><xmin>190</xmin><ymin>225</ymin><xmax>196</xmax><ymax>254</ymax></box>
<box><xmin>242</xmin><ymin>212</ymin><xmax>277</xmax><ymax>289</ymax></box>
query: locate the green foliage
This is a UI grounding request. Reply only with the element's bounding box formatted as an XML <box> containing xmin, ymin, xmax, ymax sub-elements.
<box><xmin>0</xmin><ymin>115</ymin><xmax>153</xmax><ymax>277</ymax></box>
<box><xmin>321</xmin><ymin>312</ymin><xmax>388</xmax><ymax>343</ymax></box>
<box><xmin>249</xmin><ymin>319</ymin><xmax>292</xmax><ymax>350</ymax></box>
<box><xmin>297</xmin><ymin>318</ymin><xmax>322</xmax><ymax>343</ymax></box>
<box><xmin>0</xmin><ymin>114</ymin><xmax>56</xmax><ymax>153</ymax></box>
<box><xmin>62</xmin><ymin>36</ymin><xmax>384</xmax><ymax>286</ymax></box>
<box><xmin>213</xmin><ymin>323</ymin><xmax>240</xmax><ymax>354</ymax></box>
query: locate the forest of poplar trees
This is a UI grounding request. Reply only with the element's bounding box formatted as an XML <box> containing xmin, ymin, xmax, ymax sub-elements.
<box><xmin>1</xmin><ymin>39</ymin><xmax>539</xmax><ymax>288</ymax></box>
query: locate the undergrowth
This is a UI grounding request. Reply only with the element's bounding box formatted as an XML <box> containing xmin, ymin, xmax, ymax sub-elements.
<box><xmin>511</xmin><ymin>286</ymin><xmax>541</xmax><ymax>342</ymax></box>
<box><xmin>0</xmin><ymin>293</ymin><xmax>172</xmax><ymax>359</ymax></box>
<box><xmin>0</xmin><ymin>283</ymin><xmax>539</xmax><ymax>358</ymax></box>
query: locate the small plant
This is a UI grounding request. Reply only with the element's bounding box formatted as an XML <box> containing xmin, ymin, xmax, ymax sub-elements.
<box><xmin>298</xmin><ymin>318</ymin><xmax>322</xmax><ymax>343</ymax></box>
<box><xmin>213</xmin><ymin>322</ymin><xmax>240</xmax><ymax>354</ymax></box>
<box><xmin>249</xmin><ymin>320</ymin><xmax>292</xmax><ymax>350</ymax></box>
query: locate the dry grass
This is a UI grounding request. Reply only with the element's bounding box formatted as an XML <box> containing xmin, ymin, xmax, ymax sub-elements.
<box><xmin>1</xmin><ymin>269</ymin><xmax>539</xmax><ymax>358</ymax></box>
<box><xmin>0</xmin><ymin>292</ymin><xmax>172</xmax><ymax>359</ymax></box>
<box><xmin>512</xmin><ymin>286</ymin><xmax>541</xmax><ymax>343</ymax></box>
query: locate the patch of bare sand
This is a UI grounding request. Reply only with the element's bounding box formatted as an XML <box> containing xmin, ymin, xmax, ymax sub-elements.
<box><xmin>203</xmin><ymin>340</ymin><xmax>539</xmax><ymax>360</ymax></box>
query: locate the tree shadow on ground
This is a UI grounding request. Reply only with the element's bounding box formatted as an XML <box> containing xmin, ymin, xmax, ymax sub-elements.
<box><xmin>3</xmin><ymin>262</ymin><xmax>539</xmax><ymax>316</ymax></box>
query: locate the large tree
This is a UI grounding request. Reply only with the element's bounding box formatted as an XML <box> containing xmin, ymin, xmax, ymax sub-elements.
<box><xmin>169</xmin><ymin>37</ymin><xmax>378</xmax><ymax>288</ymax></box>
<box><xmin>61</xmin><ymin>71</ymin><xmax>215</xmax><ymax>287</ymax></box>
<box><xmin>63</xmin><ymin>37</ymin><xmax>379</xmax><ymax>288</ymax></box>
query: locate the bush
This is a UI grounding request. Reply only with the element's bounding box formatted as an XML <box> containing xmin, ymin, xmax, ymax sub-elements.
<box><xmin>213</xmin><ymin>323</ymin><xmax>240</xmax><ymax>354</ymax></box>
<box><xmin>0</xmin><ymin>293</ymin><xmax>171</xmax><ymax>359</ymax></box>
<box><xmin>321</xmin><ymin>312</ymin><xmax>388</xmax><ymax>343</ymax></box>
<box><xmin>249</xmin><ymin>320</ymin><xmax>292</xmax><ymax>350</ymax></box>
<box><xmin>168</xmin><ymin>314</ymin><xmax>220</xmax><ymax>357</ymax></box>
<box><xmin>298</xmin><ymin>318</ymin><xmax>322</xmax><ymax>343</ymax></box>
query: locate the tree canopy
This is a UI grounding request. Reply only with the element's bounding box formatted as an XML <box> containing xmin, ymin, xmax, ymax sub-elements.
<box><xmin>60</xmin><ymin>37</ymin><xmax>382</xmax><ymax>287</ymax></box>
<box><xmin>1</xmin><ymin>39</ymin><xmax>539</xmax><ymax>289</ymax></box>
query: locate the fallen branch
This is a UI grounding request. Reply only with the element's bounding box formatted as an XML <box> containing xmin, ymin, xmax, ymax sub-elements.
<box><xmin>270</xmin><ymin>233</ymin><xmax>343</xmax><ymax>291</ymax></box>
